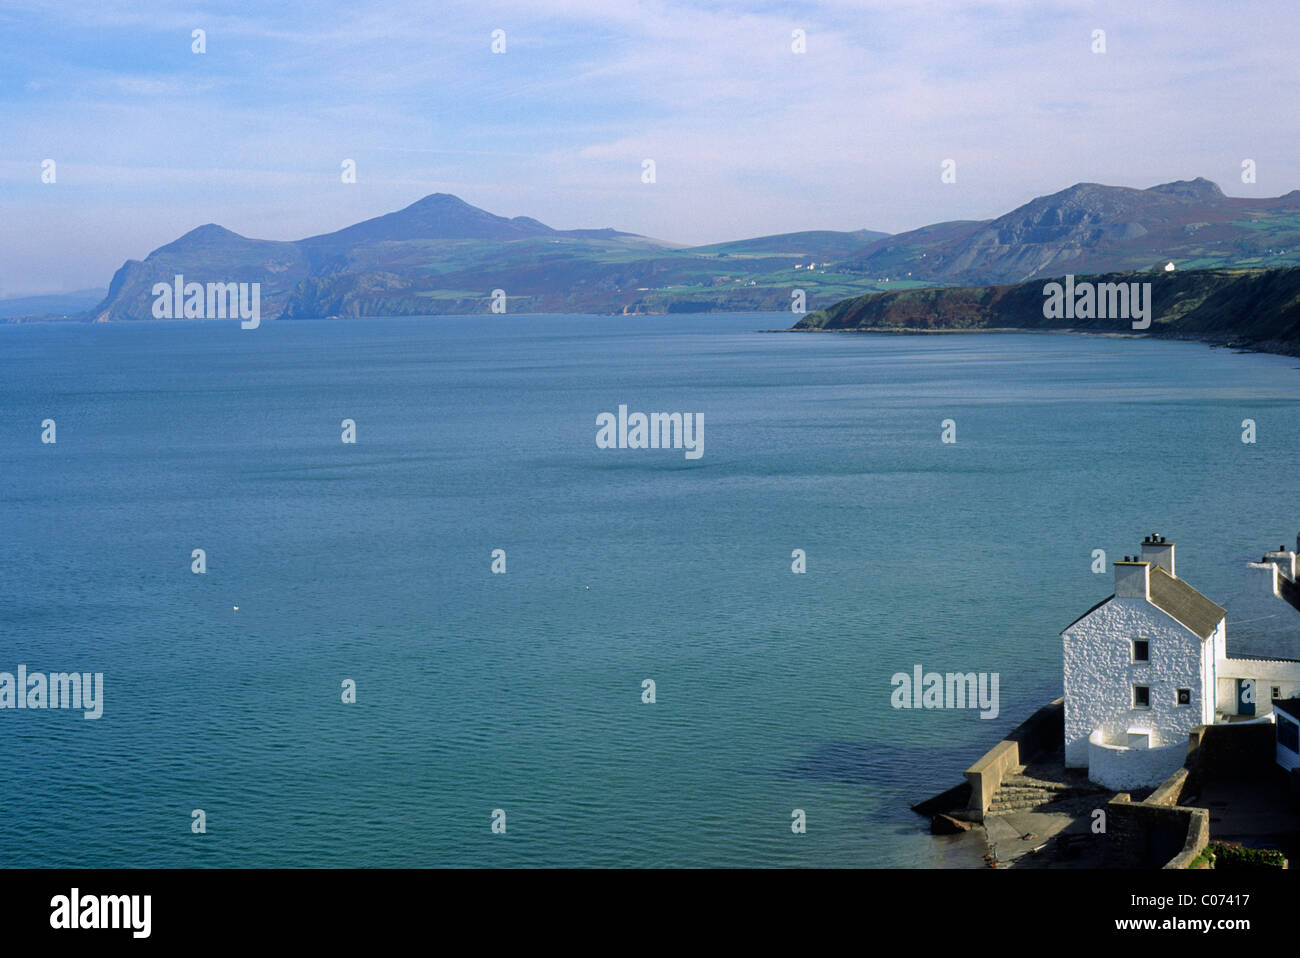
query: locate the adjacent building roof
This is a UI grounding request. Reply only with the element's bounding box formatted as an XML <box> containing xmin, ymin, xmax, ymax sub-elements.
<box><xmin>1149</xmin><ymin>566</ymin><xmax>1226</xmax><ymax>639</ymax></box>
<box><xmin>1220</xmin><ymin>562</ymin><xmax>1300</xmax><ymax>660</ymax></box>
<box><xmin>1274</xmin><ymin>698</ymin><xmax>1300</xmax><ymax>723</ymax></box>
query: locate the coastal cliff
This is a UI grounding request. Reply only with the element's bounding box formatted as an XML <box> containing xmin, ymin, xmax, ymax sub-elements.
<box><xmin>792</xmin><ymin>266</ymin><xmax>1300</xmax><ymax>357</ymax></box>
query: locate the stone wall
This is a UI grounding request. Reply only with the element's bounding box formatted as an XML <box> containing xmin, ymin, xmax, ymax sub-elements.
<box><xmin>1103</xmin><ymin>721</ymin><xmax>1277</xmax><ymax>867</ymax></box>
<box><xmin>1104</xmin><ymin>794</ymin><xmax>1209</xmax><ymax>868</ymax></box>
<box><xmin>1005</xmin><ymin>697</ymin><xmax>1064</xmax><ymax>761</ymax></box>
<box><xmin>1145</xmin><ymin>765</ymin><xmax>1192</xmax><ymax>807</ymax></box>
<box><xmin>1185</xmin><ymin>721</ymin><xmax>1276</xmax><ymax>787</ymax></box>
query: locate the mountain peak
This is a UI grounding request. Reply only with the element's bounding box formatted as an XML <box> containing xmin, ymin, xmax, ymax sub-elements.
<box><xmin>305</xmin><ymin>193</ymin><xmax>555</xmax><ymax>245</ymax></box>
<box><xmin>178</xmin><ymin>223</ymin><xmax>242</xmax><ymax>241</ymax></box>
<box><xmin>404</xmin><ymin>192</ymin><xmax>475</xmax><ymax>210</ymax></box>
<box><xmin>155</xmin><ymin>223</ymin><xmax>250</xmax><ymax>255</ymax></box>
<box><xmin>1146</xmin><ymin>177</ymin><xmax>1225</xmax><ymax>201</ymax></box>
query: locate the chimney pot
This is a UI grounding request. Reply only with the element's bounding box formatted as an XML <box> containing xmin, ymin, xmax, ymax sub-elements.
<box><xmin>1140</xmin><ymin>535</ymin><xmax>1176</xmax><ymax>577</ymax></box>
<box><xmin>1116</xmin><ymin>557</ymin><xmax>1151</xmax><ymax>600</ymax></box>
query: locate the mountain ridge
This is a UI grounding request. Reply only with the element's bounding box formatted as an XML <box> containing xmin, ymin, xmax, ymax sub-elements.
<box><xmin>56</xmin><ymin>177</ymin><xmax>1300</xmax><ymax>322</ymax></box>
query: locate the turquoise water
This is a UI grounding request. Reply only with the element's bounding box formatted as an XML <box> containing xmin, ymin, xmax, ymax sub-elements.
<box><xmin>1</xmin><ymin>315</ymin><xmax>1298</xmax><ymax>867</ymax></box>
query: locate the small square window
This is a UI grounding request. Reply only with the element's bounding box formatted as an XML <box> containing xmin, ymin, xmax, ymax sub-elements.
<box><xmin>1134</xmin><ymin>685</ymin><xmax>1150</xmax><ymax>708</ymax></box>
<box><xmin>1271</xmin><ymin>686</ymin><xmax>1281</xmax><ymax>701</ymax></box>
<box><xmin>1177</xmin><ymin>688</ymin><xmax>1191</xmax><ymax>706</ymax></box>
<box><xmin>1133</xmin><ymin>640</ymin><xmax>1149</xmax><ymax>663</ymax></box>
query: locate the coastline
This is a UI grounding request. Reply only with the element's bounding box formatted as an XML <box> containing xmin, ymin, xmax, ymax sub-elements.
<box><xmin>767</xmin><ymin>324</ymin><xmax>1300</xmax><ymax>360</ymax></box>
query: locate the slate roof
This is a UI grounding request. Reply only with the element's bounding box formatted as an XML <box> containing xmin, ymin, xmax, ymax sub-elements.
<box><xmin>1062</xmin><ymin>565</ymin><xmax>1226</xmax><ymax>639</ymax></box>
<box><xmin>1220</xmin><ymin>562</ymin><xmax>1300</xmax><ymax>660</ymax></box>
<box><xmin>1149</xmin><ymin>565</ymin><xmax>1226</xmax><ymax>639</ymax></box>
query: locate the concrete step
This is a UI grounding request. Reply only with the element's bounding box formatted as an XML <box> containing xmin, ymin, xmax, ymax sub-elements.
<box><xmin>1000</xmin><ymin>776</ymin><xmax>1073</xmax><ymax>791</ymax></box>
<box><xmin>986</xmin><ymin>779</ymin><xmax>1106</xmax><ymax>815</ymax></box>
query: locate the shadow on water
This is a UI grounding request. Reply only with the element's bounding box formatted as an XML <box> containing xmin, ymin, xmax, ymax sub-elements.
<box><xmin>778</xmin><ymin>739</ymin><xmax>975</xmax><ymax>823</ymax></box>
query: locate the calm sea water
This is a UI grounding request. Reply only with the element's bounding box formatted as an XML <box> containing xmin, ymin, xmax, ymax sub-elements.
<box><xmin>1</xmin><ymin>315</ymin><xmax>1298</xmax><ymax>868</ymax></box>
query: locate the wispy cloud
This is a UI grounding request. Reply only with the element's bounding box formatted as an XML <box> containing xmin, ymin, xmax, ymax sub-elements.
<box><xmin>2</xmin><ymin>0</ymin><xmax>1298</xmax><ymax>296</ymax></box>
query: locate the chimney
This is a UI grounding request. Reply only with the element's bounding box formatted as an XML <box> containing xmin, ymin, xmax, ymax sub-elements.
<box><xmin>1115</xmin><ymin>556</ymin><xmax>1151</xmax><ymax>600</ymax></box>
<box><xmin>1247</xmin><ymin>560</ymin><xmax>1280</xmax><ymax>597</ymax></box>
<box><xmin>1263</xmin><ymin>547</ymin><xmax>1297</xmax><ymax>582</ymax></box>
<box><xmin>1140</xmin><ymin>533</ymin><xmax>1175</xmax><ymax>578</ymax></box>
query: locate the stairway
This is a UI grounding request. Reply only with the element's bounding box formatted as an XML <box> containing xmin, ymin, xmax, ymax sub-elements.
<box><xmin>985</xmin><ymin>770</ymin><xmax>1103</xmax><ymax>815</ymax></box>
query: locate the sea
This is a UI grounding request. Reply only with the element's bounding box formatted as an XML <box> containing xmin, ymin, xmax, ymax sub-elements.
<box><xmin>2</xmin><ymin>314</ymin><xmax>1298</xmax><ymax>867</ymax></box>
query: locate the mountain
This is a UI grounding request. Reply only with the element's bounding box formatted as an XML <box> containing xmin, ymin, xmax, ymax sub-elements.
<box><xmin>69</xmin><ymin>178</ymin><xmax>1300</xmax><ymax>322</ymax></box>
<box><xmin>93</xmin><ymin>224</ymin><xmax>310</xmax><ymax>322</ymax></box>
<box><xmin>86</xmin><ymin>194</ymin><xmax>890</xmax><ymax>321</ymax></box>
<box><xmin>846</xmin><ymin>178</ymin><xmax>1300</xmax><ymax>285</ymax></box>
<box><xmin>0</xmin><ymin>288</ymin><xmax>106</xmax><ymax>320</ymax></box>
<box><xmin>792</xmin><ymin>266</ymin><xmax>1300</xmax><ymax>356</ymax></box>
<box><xmin>300</xmin><ymin>193</ymin><xmax>556</xmax><ymax>248</ymax></box>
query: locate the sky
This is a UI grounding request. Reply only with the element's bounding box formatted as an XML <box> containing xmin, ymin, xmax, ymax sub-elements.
<box><xmin>2</xmin><ymin>0</ymin><xmax>1299</xmax><ymax>297</ymax></box>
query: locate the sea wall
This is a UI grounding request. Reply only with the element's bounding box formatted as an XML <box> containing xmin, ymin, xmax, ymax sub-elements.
<box><xmin>962</xmin><ymin>698</ymin><xmax>1063</xmax><ymax>821</ymax></box>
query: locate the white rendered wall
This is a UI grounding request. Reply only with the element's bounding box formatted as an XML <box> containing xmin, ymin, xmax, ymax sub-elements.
<box><xmin>1063</xmin><ymin>597</ymin><xmax>1209</xmax><ymax>773</ymax></box>
<box><xmin>1087</xmin><ymin>730</ymin><xmax>1188</xmax><ymax>790</ymax></box>
<box><xmin>1215</xmin><ymin>657</ymin><xmax>1300</xmax><ymax>717</ymax></box>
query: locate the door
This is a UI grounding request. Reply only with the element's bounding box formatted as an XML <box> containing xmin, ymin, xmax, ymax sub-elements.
<box><xmin>1237</xmin><ymin>678</ymin><xmax>1256</xmax><ymax>716</ymax></box>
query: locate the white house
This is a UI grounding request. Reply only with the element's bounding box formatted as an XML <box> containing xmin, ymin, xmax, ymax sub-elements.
<box><xmin>1062</xmin><ymin>532</ymin><xmax>1300</xmax><ymax>789</ymax></box>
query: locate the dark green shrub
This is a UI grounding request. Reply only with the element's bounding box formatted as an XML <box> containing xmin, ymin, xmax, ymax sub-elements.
<box><xmin>1207</xmin><ymin>841</ymin><xmax>1286</xmax><ymax>869</ymax></box>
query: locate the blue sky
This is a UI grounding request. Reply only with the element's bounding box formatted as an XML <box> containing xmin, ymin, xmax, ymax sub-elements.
<box><xmin>2</xmin><ymin>0</ymin><xmax>1298</xmax><ymax>296</ymax></box>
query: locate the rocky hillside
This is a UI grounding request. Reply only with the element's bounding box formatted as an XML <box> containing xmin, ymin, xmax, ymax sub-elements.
<box><xmin>847</xmin><ymin>179</ymin><xmax>1300</xmax><ymax>285</ymax></box>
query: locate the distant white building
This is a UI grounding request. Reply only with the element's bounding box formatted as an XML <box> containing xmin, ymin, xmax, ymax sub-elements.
<box><xmin>1062</xmin><ymin>533</ymin><xmax>1300</xmax><ymax>789</ymax></box>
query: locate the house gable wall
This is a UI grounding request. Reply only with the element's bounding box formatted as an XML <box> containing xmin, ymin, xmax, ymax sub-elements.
<box><xmin>1063</xmin><ymin>597</ymin><xmax>1210</xmax><ymax>768</ymax></box>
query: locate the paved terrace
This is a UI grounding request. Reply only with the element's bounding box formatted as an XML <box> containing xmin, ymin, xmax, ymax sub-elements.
<box><xmin>980</xmin><ymin>749</ymin><xmax>1114</xmax><ymax>868</ymax></box>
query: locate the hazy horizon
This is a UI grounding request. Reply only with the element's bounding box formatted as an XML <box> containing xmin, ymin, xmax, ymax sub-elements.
<box><xmin>4</xmin><ymin>0</ymin><xmax>1299</xmax><ymax>297</ymax></box>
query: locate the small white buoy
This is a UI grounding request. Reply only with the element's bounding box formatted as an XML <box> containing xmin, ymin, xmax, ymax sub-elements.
<box><xmin>233</xmin><ymin>606</ymin><xmax>239</xmax><ymax>611</ymax></box>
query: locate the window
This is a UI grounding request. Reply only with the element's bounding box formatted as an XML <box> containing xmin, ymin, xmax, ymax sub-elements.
<box><xmin>1272</xmin><ymin>686</ymin><xmax>1281</xmax><ymax>701</ymax></box>
<box><xmin>1132</xmin><ymin>639</ymin><xmax>1149</xmax><ymax>663</ymax></box>
<box><xmin>1134</xmin><ymin>685</ymin><xmax>1150</xmax><ymax>708</ymax></box>
<box><xmin>1177</xmin><ymin>688</ymin><xmax>1191</xmax><ymax>706</ymax></box>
